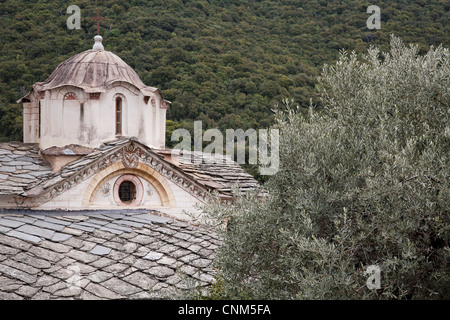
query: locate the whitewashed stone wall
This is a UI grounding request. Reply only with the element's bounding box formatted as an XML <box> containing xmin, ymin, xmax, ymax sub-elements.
<box><xmin>34</xmin><ymin>84</ymin><xmax>166</xmax><ymax>150</ymax></box>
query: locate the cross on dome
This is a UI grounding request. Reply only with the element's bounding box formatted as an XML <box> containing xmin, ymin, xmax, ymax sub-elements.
<box><xmin>91</xmin><ymin>9</ymin><xmax>106</xmax><ymax>35</ymax></box>
<box><xmin>91</xmin><ymin>9</ymin><xmax>106</xmax><ymax>50</ymax></box>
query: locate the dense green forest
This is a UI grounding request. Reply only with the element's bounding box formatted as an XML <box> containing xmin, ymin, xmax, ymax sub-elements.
<box><xmin>1</xmin><ymin>0</ymin><xmax>449</xmax><ymax>143</ymax></box>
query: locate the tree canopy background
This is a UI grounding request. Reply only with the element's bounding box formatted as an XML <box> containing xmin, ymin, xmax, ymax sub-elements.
<box><xmin>1</xmin><ymin>0</ymin><xmax>448</xmax><ymax>145</ymax></box>
<box><xmin>193</xmin><ymin>36</ymin><xmax>449</xmax><ymax>300</ymax></box>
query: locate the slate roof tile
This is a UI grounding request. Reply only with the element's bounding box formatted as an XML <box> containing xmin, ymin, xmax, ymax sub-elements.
<box><xmin>0</xmin><ymin>209</ymin><xmax>218</xmax><ymax>300</ymax></box>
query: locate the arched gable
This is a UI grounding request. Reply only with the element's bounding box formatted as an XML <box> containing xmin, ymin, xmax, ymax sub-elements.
<box><xmin>82</xmin><ymin>161</ymin><xmax>176</xmax><ymax>207</ymax></box>
<box><xmin>33</xmin><ymin>139</ymin><xmax>209</xmax><ymax>210</ymax></box>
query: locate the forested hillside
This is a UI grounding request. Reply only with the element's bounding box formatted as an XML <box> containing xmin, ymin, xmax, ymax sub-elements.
<box><xmin>1</xmin><ymin>0</ymin><xmax>449</xmax><ymax>142</ymax></box>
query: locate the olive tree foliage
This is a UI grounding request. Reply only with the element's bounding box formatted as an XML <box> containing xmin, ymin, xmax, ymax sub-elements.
<box><xmin>198</xmin><ymin>36</ymin><xmax>449</xmax><ymax>299</ymax></box>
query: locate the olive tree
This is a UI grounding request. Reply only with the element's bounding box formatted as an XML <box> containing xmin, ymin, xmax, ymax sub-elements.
<box><xmin>198</xmin><ymin>36</ymin><xmax>449</xmax><ymax>299</ymax></box>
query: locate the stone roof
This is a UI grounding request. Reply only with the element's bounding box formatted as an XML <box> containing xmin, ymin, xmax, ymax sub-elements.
<box><xmin>0</xmin><ymin>209</ymin><xmax>218</xmax><ymax>300</ymax></box>
<box><xmin>176</xmin><ymin>151</ymin><xmax>259</xmax><ymax>197</ymax></box>
<box><xmin>0</xmin><ymin>142</ymin><xmax>52</xmax><ymax>196</ymax></box>
<box><xmin>42</xmin><ymin>145</ymin><xmax>93</xmax><ymax>156</ymax></box>
<box><xmin>0</xmin><ymin>138</ymin><xmax>258</xmax><ymax>200</ymax></box>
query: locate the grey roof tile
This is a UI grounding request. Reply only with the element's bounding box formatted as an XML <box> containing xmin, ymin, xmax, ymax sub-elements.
<box><xmin>81</xmin><ymin>218</ymin><xmax>109</xmax><ymax>226</ymax></box>
<box><xmin>7</xmin><ymin>161</ymin><xmax>33</xmax><ymax>166</ymax></box>
<box><xmin>0</xmin><ymin>225</ymin><xmax>12</xmax><ymax>233</ymax></box>
<box><xmin>27</xmin><ymin>246</ymin><xmax>66</xmax><ymax>262</ymax></box>
<box><xmin>0</xmin><ymin>166</ymin><xmax>16</xmax><ymax>173</ymax></box>
<box><xmin>51</xmin><ymin>232</ymin><xmax>72</xmax><ymax>242</ymax></box>
<box><xmin>0</xmin><ymin>218</ymin><xmax>26</xmax><ymax>228</ymax></box>
<box><xmin>77</xmin><ymin>221</ymin><xmax>108</xmax><ymax>229</ymax></box>
<box><xmin>99</xmin><ymin>226</ymin><xmax>124</xmax><ymax>235</ymax></box>
<box><xmin>5</xmin><ymin>216</ymin><xmax>37</xmax><ymax>224</ymax></box>
<box><xmin>86</xmin><ymin>270</ymin><xmax>114</xmax><ymax>283</ymax></box>
<box><xmin>0</xmin><ymin>233</ymin><xmax>33</xmax><ymax>250</ymax></box>
<box><xmin>16</xmin><ymin>224</ymin><xmax>55</xmax><ymax>240</ymax></box>
<box><xmin>60</xmin><ymin>227</ymin><xmax>85</xmax><ymax>236</ymax></box>
<box><xmin>90</xmin><ymin>245</ymin><xmax>112</xmax><ymax>256</ymax></box>
<box><xmin>40</xmin><ymin>216</ymin><xmax>73</xmax><ymax>226</ymax></box>
<box><xmin>122</xmin><ymin>272</ymin><xmax>158</xmax><ymax>291</ymax></box>
<box><xmin>0</xmin><ymin>210</ymin><xmax>219</xmax><ymax>300</ymax></box>
<box><xmin>134</xmin><ymin>214</ymin><xmax>170</xmax><ymax>224</ymax></box>
<box><xmin>114</xmin><ymin>220</ymin><xmax>144</xmax><ymax>229</ymax></box>
<box><xmin>33</xmin><ymin>220</ymin><xmax>66</xmax><ymax>231</ymax></box>
<box><xmin>0</xmin><ymin>217</ymin><xmax>25</xmax><ymax>228</ymax></box>
<box><xmin>0</xmin><ymin>263</ymin><xmax>37</xmax><ymax>284</ymax></box>
<box><xmin>39</xmin><ymin>240</ymin><xmax>72</xmax><ymax>253</ymax></box>
<box><xmin>66</xmin><ymin>249</ymin><xmax>99</xmax><ymax>264</ymax></box>
<box><xmin>143</xmin><ymin>251</ymin><xmax>164</xmax><ymax>261</ymax></box>
<box><xmin>68</xmin><ymin>223</ymin><xmax>96</xmax><ymax>233</ymax></box>
<box><xmin>91</xmin><ymin>214</ymin><xmax>116</xmax><ymax>221</ymax></box>
<box><xmin>103</xmin><ymin>223</ymin><xmax>133</xmax><ymax>233</ymax></box>
<box><xmin>120</xmin><ymin>215</ymin><xmax>154</xmax><ymax>225</ymax></box>
<box><xmin>102</xmin><ymin>277</ymin><xmax>142</xmax><ymax>296</ymax></box>
<box><xmin>13</xmin><ymin>252</ymin><xmax>52</xmax><ymax>270</ymax></box>
<box><xmin>6</xmin><ymin>230</ymin><xmax>42</xmax><ymax>244</ymax></box>
<box><xmin>84</xmin><ymin>282</ymin><xmax>123</xmax><ymax>299</ymax></box>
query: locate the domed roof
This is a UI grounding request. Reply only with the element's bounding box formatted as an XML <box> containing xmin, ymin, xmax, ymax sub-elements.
<box><xmin>19</xmin><ymin>36</ymin><xmax>160</xmax><ymax>101</ymax></box>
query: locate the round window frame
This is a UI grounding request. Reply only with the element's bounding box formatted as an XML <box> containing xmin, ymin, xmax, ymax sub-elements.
<box><xmin>113</xmin><ymin>174</ymin><xmax>144</xmax><ymax>206</ymax></box>
<box><xmin>118</xmin><ymin>181</ymin><xmax>136</xmax><ymax>204</ymax></box>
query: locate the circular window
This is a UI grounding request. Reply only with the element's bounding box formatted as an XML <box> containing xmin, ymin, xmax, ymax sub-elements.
<box><xmin>113</xmin><ymin>174</ymin><xmax>144</xmax><ymax>206</ymax></box>
<box><xmin>118</xmin><ymin>181</ymin><xmax>136</xmax><ymax>204</ymax></box>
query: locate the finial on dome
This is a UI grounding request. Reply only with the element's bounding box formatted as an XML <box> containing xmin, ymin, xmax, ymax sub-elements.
<box><xmin>93</xmin><ymin>35</ymin><xmax>104</xmax><ymax>51</ymax></box>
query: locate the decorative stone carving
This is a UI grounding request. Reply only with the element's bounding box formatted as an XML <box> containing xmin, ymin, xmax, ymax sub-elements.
<box><xmin>41</xmin><ymin>140</ymin><xmax>210</xmax><ymax>203</ymax></box>
<box><xmin>122</xmin><ymin>142</ymin><xmax>141</xmax><ymax>168</ymax></box>
<box><xmin>99</xmin><ymin>182</ymin><xmax>111</xmax><ymax>196</ymax></box>
<box><xmin>146</xmin><ymin>183</ymin><xmax>154</xmax><ymax>196</ymax></box>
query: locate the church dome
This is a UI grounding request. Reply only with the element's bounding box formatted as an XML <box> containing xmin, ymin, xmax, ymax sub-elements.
<box><xmin>26</xmin><ymin>36</ymin><xmax>159</xmax><ymax>97</ymax></box>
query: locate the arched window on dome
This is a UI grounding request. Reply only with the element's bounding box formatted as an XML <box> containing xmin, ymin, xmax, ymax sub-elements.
<box><xmin>63</xmin><ymin>92</ymin><xmax>77</xmax><ymax>100</ymax></box>
<box><xmin>115</xmin><ymin>97</ymin><xmax>122</xmax><ymax>135</ymax></box>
